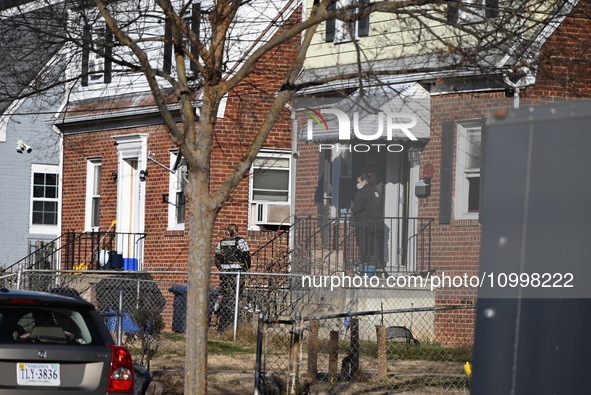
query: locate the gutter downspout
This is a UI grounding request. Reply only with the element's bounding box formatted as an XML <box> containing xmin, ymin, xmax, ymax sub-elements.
<box><xmin>52</xmin><ymin>125</ymin><xmax>64</xmax><ymax>271</ymax></box>
<box><xmin>288</xmin><ymin>104</ymin><xmax>298</xmax><ymax>274</ymax></box>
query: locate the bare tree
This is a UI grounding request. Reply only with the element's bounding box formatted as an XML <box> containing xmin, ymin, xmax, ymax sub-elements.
<box><xmin>2</xmin><ymin>0</ymin><xmax>586</xmax><ymax>392</ymax></box>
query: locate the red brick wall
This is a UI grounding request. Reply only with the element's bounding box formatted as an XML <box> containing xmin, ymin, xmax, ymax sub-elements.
<box><xmin>430</xmin><ymin>1</ymin><xmax>591</xmax><ymax>345</ymax></box>
<box><xmin>525</xmin><ymin>0</ymin><xmax>591</xmax><ymax>99</ymax></box>
<box><xmin>61</xmin><ymin>11</ymin><xmax>300</xmax><ymax>284</ymax></box>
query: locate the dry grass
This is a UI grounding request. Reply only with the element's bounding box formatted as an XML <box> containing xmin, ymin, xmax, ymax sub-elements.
<box><xmin>149</xmin><ymin>328</ymin><xmax>258</xmax><ymax>394</ymax></box>
<box><xmin>147</xmin><ymin>328</ymin><xmax>471</xmax><ymax>394</ymax></box>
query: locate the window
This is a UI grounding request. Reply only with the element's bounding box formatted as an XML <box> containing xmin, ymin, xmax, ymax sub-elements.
<box><xmin>249</xmin><ymin>151</ymin><xmax>291</xmax><ymax>228</ymax></box>
<box><xmin>81</xmin><ymin>24</ymin><xmax>113</xmax><ymax>86</ymax></box>
<box><xmin>168</xmin><ymin>151</ymin><xmax>187</xmax><ymax>230</ymax></box>
<box><xmin>30</xmin><ymin>164</ymin><xmax>59</xmax><ymax>234</ymax></box>
<box><xmin>85</xmin><ymin>159</ymin><xmax>101</xmax><ymax>231</ymax></box>
<box><xmin>163</xmin><ymin>3</ymin><xmax>201</xmax><ymax>75</ymax></box>
<box><xmin>0</xmin><ymin>306</ymin><xmax>99</xmax><ymax>345</ymax></box>
<box><xmin>447</xmin><ymin>0</ymin><xmax>498</xmax><ymax>24</ymax></box>
<box><xmin>325</xmin><ymin>0</ymin><xmax>370</xmax><ymax>43</ymax></box>
<box><xmin>454</xmin><ymin>121</ymin><xmax>482</xmax><ymax>219</ymax></box>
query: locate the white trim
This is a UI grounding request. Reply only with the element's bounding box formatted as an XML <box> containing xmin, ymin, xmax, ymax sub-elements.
<box><xmin>334</xmin><ymin>0</ymin><xmax>357</xmax><ymax>43</ymax></box>
<box><xmin>248</xmin><ymin>149</ymin><xmax>292</xmax><ymax>230</ymax></box>
<box><xmin>29</xmin><ymin>164</ymin><xmax>60</xmax><ymax>235</ymax></box>
<box><xmin>167</xmin><ymin>150</ymin><xmax>186</xmax><ymax>231</ymax></box>
<box><xmin>457</xmin><ymin>0</ymin><xmax>487</xmax><ymax>24</ymax></box>
<box><xmin>84</xmin><ymin>158</ymin><xmax>102</xmax><ymax>232</ymax></box>
<box><xmin>454</xmin><ymin>121</ymin><xmax>481</xmax><ymax>220</ymax></box>
<box><xmin>113</xmin><ymin>134</ymin><xmax>148</xmax><ymax>268</ymax></box>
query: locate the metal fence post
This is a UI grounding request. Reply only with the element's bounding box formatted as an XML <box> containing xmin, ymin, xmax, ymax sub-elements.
<box><xmin>233</xmin><ymin>271</ymin><xmax>241</xmax><ymax>341</ymax></box>
<box><xmin>254</xmin><ymin>312</ymin><xmax>264</xmax><ymax>395</ymax></box>
<box><xmin>16</xmin><ymin>266</ymin><xmax>23</xmax><ymax>290</ymax></box>
<box><xmin>117</xmin><ymin>289</ymin><xmax>123</xmax><ymax>346</ymax></box>
<box><xmin>288</xmin><ymin>311</ymin><xmax>302</xmax><ymax>395</ymax></box>
<box><xmin>350</xmin><ymin>318</ymin><xmax>360</xmax><ymax>380</ymax></box>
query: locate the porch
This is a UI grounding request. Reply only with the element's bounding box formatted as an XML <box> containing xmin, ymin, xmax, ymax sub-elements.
<box><xmin>291</xmin><ymin>216</ymin><xmax>433</xmax><ymax>277</ymax></box>
<box><xmin>3</xmin><ymin>231</ymin><xmax>146</xmax><ymax>273</ymax></box>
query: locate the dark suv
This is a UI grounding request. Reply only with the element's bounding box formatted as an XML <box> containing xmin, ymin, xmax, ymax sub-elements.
<box><xmin>0</xmin><ymin>289</ymin><xmax>134</xmax><ymax>394</ymax></box>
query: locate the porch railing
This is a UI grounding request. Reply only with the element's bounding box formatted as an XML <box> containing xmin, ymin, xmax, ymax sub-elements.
<box><xmin>291</xmin><ymin>216</ymin><xmax>433</xmax><ymax>276</ymax></box>
<box><xmin>3</xmin><ymin>231</ymin><xmax>146</xmax><ymax>273</ymax></box>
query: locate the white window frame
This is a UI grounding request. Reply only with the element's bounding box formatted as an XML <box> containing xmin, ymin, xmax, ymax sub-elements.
<box><xmin>334</xmin><ymin>0</ymin><xmax>357</xmax><ymax>43</ymax></box>
<box><xmin>30</xmin><ymin>164</ymin><xmax>60</xmax><ymax>235</ymax></box>
<box><xmin>248</xmin><ymin>150</ymin><xmax>292</xmax><ymax>230</ymax></box>
<box><xmin>87</xmin><ymin>27</ymin><xmax>107</xmax><ymax>84</ymax></box>
<box><xmin>167</xmin><ymin>150</ymin><xmax>187</xmax><ymax>230</ymax></box>
<box><xmin>84</xmin><ymin>158</ymin><xmax>102</xmax><ymax>232</ymax></box>
<box><xmin>454</xmin><ymin>121</ymin><xmax>481</xmax><ymax>220</ymax></box>
<box><xmin>458</xmin><ymin>0</ymin><xmax>487</xmax><ymax>24</ymax></box>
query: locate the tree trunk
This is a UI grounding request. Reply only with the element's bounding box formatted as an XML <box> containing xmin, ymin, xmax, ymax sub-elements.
<box><xmin>183</xmin><ymin>169</ymin><xmax>217</xmax><ymax>394</ymax></box>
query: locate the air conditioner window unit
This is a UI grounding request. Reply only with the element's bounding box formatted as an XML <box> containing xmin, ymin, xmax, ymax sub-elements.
<box><xmin>255</xmin><ymin>202</ymin><xmax>290</xmax><ymax>225</ymax></box>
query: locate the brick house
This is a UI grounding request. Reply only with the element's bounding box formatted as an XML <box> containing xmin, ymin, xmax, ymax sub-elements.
<box><xmin>52</xmin><ymin>1</ymin><xmax>300</xmax><ymax>289</ymax></box>
<box><xmin>290</xmin><ymin>0</ymin><xmax>591</xmax><ymax>344</ymax></box>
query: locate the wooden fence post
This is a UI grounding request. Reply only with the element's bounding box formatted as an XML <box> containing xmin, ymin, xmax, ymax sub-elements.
<box><xmin>307</xmin><ymin>320</ymin><xmax>319</xmax><ymax>380</ymax></box>
<box><xmin>375</xmin><ymin>325</ymin><xmax>387</xmax><ymax>380</ymax></box>
<box><xmin>329</xmin><ymin>330</ymin><xmax>339</xmax><ymax>380</ymax></box>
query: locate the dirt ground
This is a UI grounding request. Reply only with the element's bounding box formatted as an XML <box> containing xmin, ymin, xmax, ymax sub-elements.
<box><xmin>151</xmin><ymin>354</ymin><xmax>255</xmax><ymax>395</ymax></box>
<box><xmin>150</xmin><ymin>354</ymin><xmax>469</xmax><ymax>394</ymax></box>
<box><xmin>146</xmin><ymin>333</ymin><xmax>470</xmax><ymax>394</ymax></box>
<box><xmin>147</xmin><ymin>333</ymin><xmax>256</xmax><ymax>395</ymax></box>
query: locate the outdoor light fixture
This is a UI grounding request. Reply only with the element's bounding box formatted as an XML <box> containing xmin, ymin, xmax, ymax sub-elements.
<box><xmin>16</xmin><ymin>140</ymin><xmax>32</xmax><ymax>154</ymax></box>
<box><xmin>139</xmin><ymin>169</ymin><xmax>149</xmax><ymax>182</ymax></box>
<box><xmin>408</xmin><ymin>147</ymin><xmax>422</xmax><ymax>164</ymax></box>
<box><xmin>111</xmin><ymin>172</ymin><xmax>118</xmax><ymax>181</ymax></box>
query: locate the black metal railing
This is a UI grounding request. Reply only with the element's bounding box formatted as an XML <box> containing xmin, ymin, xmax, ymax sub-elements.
<box><xmin>4</xmin><ymin>231</ymin><xmax>147</xmax><ymax>273</ymax></box>
<box><xmin>61</xmin><ymin>231</ymin><xmax>146</xmax><ymax>271</ymax></box>
<box><xmin>250</xmin><ymin>229</ymin><xmax>291</xmax><ymax>273</ymax></box>
<box><xmin>291</xmin><ymin>216</ymin><xmax>433</xmax><ymax>276</ymax></box>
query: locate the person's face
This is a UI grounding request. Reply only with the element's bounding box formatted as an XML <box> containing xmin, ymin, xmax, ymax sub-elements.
<box><xmin>357</xmin><ymin>178</ymin><xmax>367</xmax><ymax>189</ymax></box>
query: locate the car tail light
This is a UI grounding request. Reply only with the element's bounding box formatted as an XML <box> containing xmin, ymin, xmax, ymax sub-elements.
<box><xmin>7</xmin><ymin>298</ymin><xmax>40</xmax><ymax>304</ymax></box>
<box><xmin>108</xmin><ymin>345</ymin><xmax>134</xmax><ymax>393</ymax></box>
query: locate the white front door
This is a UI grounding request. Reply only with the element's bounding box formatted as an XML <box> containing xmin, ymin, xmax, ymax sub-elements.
<box><xmin>113</xmin><ymin>134</ymin><xmax>147</xmax><ymax>269</ymax></box>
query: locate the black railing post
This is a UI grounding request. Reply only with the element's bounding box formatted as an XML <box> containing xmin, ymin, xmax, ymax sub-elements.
<box><xmin>254</xmin><ymin>312</ymin><xmax>265</xmax><ymax>395</ymax></box>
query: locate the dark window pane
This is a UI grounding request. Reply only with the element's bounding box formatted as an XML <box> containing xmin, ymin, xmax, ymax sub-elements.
<box><xmin>45</xmin><ymin>212</ymin><xmax>56</xmax><ymax>225</ymax></box>
<box><xmin>253</xmin><ymin>190</ymin><xmax>289</xmax><ymax>202</ymax></box>
<box><xmin>33</xmin><ymin>173</ymin><xmax>45</xmax><ymax>185</ymax></box>
<box><xmin>46</xmin><ymin>186</ymin><xmax>58</xmax><ymax>199</ymax></box>
<box><xmin>32</xmin><ymin>211</ymin><xmax>43</xmax><ymax>224</ymax></box>
<box><xmin>253</xmin><ymin>169</ymin><xmax>289</xmax><ymax>190</ymax></box>
<box><xmin>176</xmin><ymin>192</ymin><xmax>185</xmax><ymax>224</ymax></box>
<box><xmin>92</xmin><ymin>197</ymin><xmax>100</xmax><ymax>228</ymax></box>
<box><xmin>468</xmin><ymin>177</ymin><xmax>480</xmax><ymax>212</ymax></box>
<box><xmin>33</xmin><ymin>186</ymin><xmax>45</xmax><ymax>198</ymax></box>
<box><xmin>46</xmin><ymin>173</ymin><xmax>58</xmax><ymax>186</ymax></box>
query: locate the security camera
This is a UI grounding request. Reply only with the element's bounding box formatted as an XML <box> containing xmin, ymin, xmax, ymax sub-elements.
<box><xmin>16</xmin><ymin>140</ymin><xmax>32</xmax><ymax>154</ymax></box>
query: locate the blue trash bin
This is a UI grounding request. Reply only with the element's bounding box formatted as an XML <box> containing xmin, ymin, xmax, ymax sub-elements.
<box><xmin>104</xmin><ymin>311</ymin><xmax>139</xmax><ymax>332</ymax></box>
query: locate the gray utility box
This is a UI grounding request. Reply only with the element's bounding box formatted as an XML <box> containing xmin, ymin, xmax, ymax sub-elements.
<box><xmin>472</xmin><ymin>101</ymin><xmax>591</xmax><ymax>395</ymax></box>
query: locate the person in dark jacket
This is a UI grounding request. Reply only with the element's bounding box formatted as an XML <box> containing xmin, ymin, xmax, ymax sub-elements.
<box><xmin>351</xmin><ymin>172</ymin><xmax>384</xmax><ymax>271</ymax></box>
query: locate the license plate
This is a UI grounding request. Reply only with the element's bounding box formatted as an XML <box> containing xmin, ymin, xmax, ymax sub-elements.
<box><xmin>16</xmin><ymin>363</ymin><xmax>60</xmax><ymax>386</ymax></box>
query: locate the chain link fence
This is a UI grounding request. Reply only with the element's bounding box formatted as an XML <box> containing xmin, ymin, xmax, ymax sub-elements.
<box><xmin>2</xmin><ymin>269</ymin><xmax>475</xmax><ymax>393</ymax></box>
<box><xmin>257</xmin><ymin>305</ymin><xmax>475</xmax><ymax>394</ymax></box>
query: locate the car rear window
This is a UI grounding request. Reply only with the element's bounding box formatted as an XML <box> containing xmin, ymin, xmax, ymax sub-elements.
<box><xmin>0</xmin><ymin>305</ymin><xmax>103</xmax><ymax>345</ymax></box>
